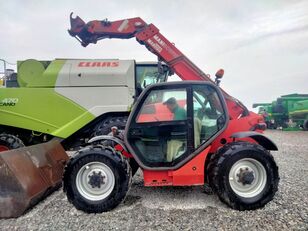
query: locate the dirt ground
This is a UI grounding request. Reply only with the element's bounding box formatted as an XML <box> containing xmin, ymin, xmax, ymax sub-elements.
<box><xmin>0</xmin><ymin>130</ymin><xmax>307</xmax><ymax>230</ymax></box>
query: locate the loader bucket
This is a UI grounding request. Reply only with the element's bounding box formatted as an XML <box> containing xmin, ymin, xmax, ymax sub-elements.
<box><xmin>0</xmin><ymin>140</ymin><xmax>69</xmax><ymax>218</ymax></box>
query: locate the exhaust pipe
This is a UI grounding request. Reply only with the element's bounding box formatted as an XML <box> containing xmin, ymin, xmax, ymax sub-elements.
<box><xmin>0</xmin><ymin>140</ymin><xmax>69</xmax><ymax>218</ymax></box>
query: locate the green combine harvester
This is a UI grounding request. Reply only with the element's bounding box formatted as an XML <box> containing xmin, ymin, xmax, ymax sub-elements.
<box><xmin>0</xmin><ymin>58</ymin><xmax>170</xmax><ymax>149</ymax></box>
<box><xmin>289</xmin><ymin>99</ymin><xmax>308</xmax><ymax>130</ymax></box>
<box><xmin>253</xmin><ymin>94</ymin><xmax>308</xmax><ymax>131</ymax></box>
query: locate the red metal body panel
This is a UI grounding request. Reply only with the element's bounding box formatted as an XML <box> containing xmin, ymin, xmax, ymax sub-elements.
<box><xmin>114</xmin><ymin>144</ymin><xmax>133</xmax><ymax>158</ymax></box>
<box><xmin>210</xmin><ymin>112</ymin><xmax>262</xmax><ymax>152</ymax></box>
<box><xmin>143</xmin><ymin>146</ymin><xmax>211</xmax><ymax>186</ymax></box>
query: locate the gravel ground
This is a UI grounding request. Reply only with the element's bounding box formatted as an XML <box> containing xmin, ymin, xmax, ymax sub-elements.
<box><xmin>0</xmin><ymin>130</ymin><xmax>307</xmax><ymax>230</ymax></box>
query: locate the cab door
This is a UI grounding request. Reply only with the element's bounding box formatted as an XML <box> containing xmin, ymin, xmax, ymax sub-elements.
<box><xmin>124</xmin><ymin>82</ymin><xmax>228</xmax><ymax>170</ymax></box>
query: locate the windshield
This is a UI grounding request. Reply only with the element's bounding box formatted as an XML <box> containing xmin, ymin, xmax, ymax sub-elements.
<box><xmin>136</xmin><ymin>65</ymin><xmax>168</xmax><ymax>90</ymax></box>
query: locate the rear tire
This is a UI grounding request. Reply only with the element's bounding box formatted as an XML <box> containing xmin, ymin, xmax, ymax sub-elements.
<box><xmin>0</xmin><ymin>133</ymin><xmax>24</xmax><ymax>152</ymax></box>
<box><xmin>207</xmin><ymin>142</ymin><xmax>279</xmax><ymax>210</ymax></box>
<box><xmin>63</xmin><ymin>146</ymin><xmax>131</xmax><ymax>213</ymax></box>
<box><xmin>94</xmin><ymin>116</ymin><xmax>128</xmax><ymax>136</ymax></box>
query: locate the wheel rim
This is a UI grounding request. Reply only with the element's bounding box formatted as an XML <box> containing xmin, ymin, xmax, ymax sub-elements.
<box><xmin>0</xmin><ymin>145</ymin><xmax>9</xmax><ymax>152</ymax></box>
<box><xmin>228</xmin><ymin>158</ymin><xmax>267</xmax><ymax>198</ymax></box>
<box><xmin>76</xmin><ymin>161</ymin><xmax>115</xmax><ymax>201</ymax></box>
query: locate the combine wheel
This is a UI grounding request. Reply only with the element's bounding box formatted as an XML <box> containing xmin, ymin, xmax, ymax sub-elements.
<box><xmin>94</xmin><ymin>116</ymin><xmax>128</xmax><ymax>136</ymax></box>
<box><xmin>207</xmin><ymin>142</ymin><xmax>279</xmax><ymax>210</ymax></box>
<box><xmin>0</xmin><ymin>133</ymin><xmax>24</xmax><ymax>152</ymax></box>
<box><xmin>63</xmin><ymin>146</ymin><xmax>131</xmax><ymax>213</ymax></box>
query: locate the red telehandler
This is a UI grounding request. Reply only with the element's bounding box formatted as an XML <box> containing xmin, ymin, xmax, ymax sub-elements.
<box><xmin>62</xmin><ymin>13</ymin><xmax>279</xmax><ymax>213</ymax></box>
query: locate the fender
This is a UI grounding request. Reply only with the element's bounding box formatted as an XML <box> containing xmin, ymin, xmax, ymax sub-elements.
<box><xmin>88</xmin><ymin>135</ymin><xmax>129</xmax><ymax>152</ymax></box>
<box><xmin>230</xmin><ymin>131</ymin><xmax>278</xmax><ymax>151</ymax></box>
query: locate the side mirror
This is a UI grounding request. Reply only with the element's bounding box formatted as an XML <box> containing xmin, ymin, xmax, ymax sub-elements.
<box><xmin>158</xmin><ymin>61</ymin><xmax>173</xmax><ymax>76</ymax></box>
<box><xmin>143</xmin><ymin>79</ymin><xmax>147</xmax><ymax>88</ymax></box>
<box><xmin>215</xmin><ymin>69</ymin><xmax>224</xmax><ymax>86</ymax></box>
<box><xmin>157</xmin><ymin>62</ymin><xmax>164</xmax><ymax>74</ymax></box>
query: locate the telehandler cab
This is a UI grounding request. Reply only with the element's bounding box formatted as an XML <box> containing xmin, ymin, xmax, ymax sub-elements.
<box><xmin>62</xmin><ymin>14</ymin><xmax>279</xmax><ymax>212</ymax></box>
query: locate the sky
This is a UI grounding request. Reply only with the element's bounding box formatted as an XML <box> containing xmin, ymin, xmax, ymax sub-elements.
<box><xmin>0</xmin><ymin>0</ymin><xmax>307</xmax><ymax>111</ymax></box>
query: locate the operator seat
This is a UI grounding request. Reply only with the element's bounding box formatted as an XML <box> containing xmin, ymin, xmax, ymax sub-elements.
<box><xmin>166</xmin><ymin>117</ymin><xmax>202</xmax><ymax>162</ymax></box>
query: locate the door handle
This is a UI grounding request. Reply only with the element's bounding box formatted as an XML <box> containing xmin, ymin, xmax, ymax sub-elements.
<box><xmin>158</xmin><ymin>121</ymin><xmax>186</xmax><ymax>127</ymax></box>
<box><xmin>171</xmin><ymin>131</ymin><xmax>187</xmax><ymax>136</ymax></box>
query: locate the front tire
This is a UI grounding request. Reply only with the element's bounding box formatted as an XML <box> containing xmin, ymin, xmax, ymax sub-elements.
<box><xmin>207</xmin><ymin>142</ymin><xmax>279</xmax><ymax>210</ymax></box>
<box><xmin>63</xmin><ymin>146</ymin><xmax>131</xmax><ymax>213</ymax></box>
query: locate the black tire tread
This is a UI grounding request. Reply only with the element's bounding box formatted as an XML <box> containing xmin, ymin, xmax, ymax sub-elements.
<box><xmin>207</xmin><ymin>141</ymin><xmax>279</xmax><ymax>210</ymax></box>
<box><xmin>63</xmin><ymin>145</ymin><xmax>132</xmax><ymax>213</ymax></box>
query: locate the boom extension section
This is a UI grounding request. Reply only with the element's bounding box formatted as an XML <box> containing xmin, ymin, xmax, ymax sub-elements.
<box><xmin>68</xmin><ymin>13</ymin><xmax>249</xmax><ymax>119</ymax></box>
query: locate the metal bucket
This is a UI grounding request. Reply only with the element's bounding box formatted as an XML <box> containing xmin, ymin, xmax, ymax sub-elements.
<box><xmin>0</xmin><ymin>140</ymin><xmax>69</xmax><ymax>218</ymax></box>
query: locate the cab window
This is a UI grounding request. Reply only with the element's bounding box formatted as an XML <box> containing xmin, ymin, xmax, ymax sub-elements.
<box><xmin>136</xmin><ymin>88</ymin><xmax>187</xmax><ymax>123</ymax></box>
<box><xmin>193</xmin><ymin>85</ymin><xmax>225</xmax><ymax>148</ymax></box>
<box><xmin>136</xmin><ymin>65</ymin><xmax>167</xmax><ymax>90</ymax></box>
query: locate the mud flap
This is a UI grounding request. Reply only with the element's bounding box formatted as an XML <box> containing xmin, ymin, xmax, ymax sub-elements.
<box><xmin>0</xmin><ymin>140</ymin><xmax>69</xmax><ymax>218</ymax></box>
<box><xmin>230</xmin><ymin>131</ymin><xmax>278</xmax><ymax>150</ymax></box>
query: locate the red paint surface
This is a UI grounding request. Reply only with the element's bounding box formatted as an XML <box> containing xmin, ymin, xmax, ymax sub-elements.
<box><xmin>0</xmin><ymin>145</ymin><xmax>9</xmax><ymax>152</ymax></box>
<box><xmin>143</xmin><ymin>146</ymin><xmax>211</xmax><ymax>186</ymax></box>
